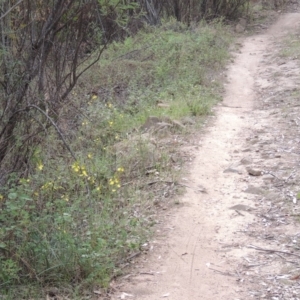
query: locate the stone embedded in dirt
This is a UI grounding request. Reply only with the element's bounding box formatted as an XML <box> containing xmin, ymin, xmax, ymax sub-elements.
<box><xmin>262</xmin><ymin>174</ymin><xmax>275</xmax><ymax>181</ymax></box>
<box><xmin>246</xmin><ymin>167</ymin><xmax>262</xmax><ymax>176</ymax></box>
<box><xmin>229</xmin><ymin>204</ymin><xmax>255</xmax><ymax>212</ymax></box>
<box><xmin>241</xmin><ymin>157</ymin><xmax>252</xmax><ymax>165</ymax></box>
<box><xmin>244</xmin><ymin>185</ymin><xmax>264</xmax><ymax>195</ymax></box>
<box><xmin>250</xmin><ymin>139</ymin><xmax>259</xmax><ymax>145</ymax></box>
<box><xmin>223</xmin><ymin>167</ymin><xmax>241</xmax><ymax>174</ymax></box>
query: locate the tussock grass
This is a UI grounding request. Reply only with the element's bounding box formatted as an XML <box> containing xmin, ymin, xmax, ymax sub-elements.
<box><xmin>0</xmin><ymin>19</ymin><xmax>232</xmax><ymax>298</ymax></box>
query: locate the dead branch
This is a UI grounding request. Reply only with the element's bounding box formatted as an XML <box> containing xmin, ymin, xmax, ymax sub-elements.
<box><xmin>28</xmin><ymin>105</ymin><xmax>76</xmax><ymax>160</ymax></box>
<box><xmin>247</xmin><ymin>244</ymin><xmax>300</xmax><ymax>258</ymax></box>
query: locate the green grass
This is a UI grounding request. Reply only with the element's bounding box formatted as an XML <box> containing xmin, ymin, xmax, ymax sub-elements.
<box><xmin>0</xmin><ymin>19</ymin><xmax>233</xmax><ymax>298</ymax></box>
<box><xmin>280</xmin><ymin>33</ymin><xmax>300</xmax><ymax>59</ymax></box>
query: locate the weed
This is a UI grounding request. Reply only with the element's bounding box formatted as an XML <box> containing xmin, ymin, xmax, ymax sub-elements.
<box><xmin>0</xmin><ymin>19</ymin><xmax>233</xmax><ymax>297</ymax></box>
<box><xmin>280</xmin><ymin>34</ymin><xmax>300</xmax><ymax>59</ymax></box>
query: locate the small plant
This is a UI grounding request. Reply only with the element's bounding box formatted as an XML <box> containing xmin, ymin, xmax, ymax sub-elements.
<box><xmin>280</xmin><ymin>34</ymin><xmax>300</xmax><ymax>59</ymax></box>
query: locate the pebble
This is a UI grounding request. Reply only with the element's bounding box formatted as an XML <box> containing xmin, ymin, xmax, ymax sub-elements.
<box><xmin>246</xmin><ymin>167</ymin><xmax>262</xmax><ymax>176</ymax></box>
<box><xmin>241</xmin><ymin>157</ymin><xmax>253</xmax><ymax>165</ymax></box>
<box><xmin>223</xmin><ymin>168</ymin><xmax>241</xmax><ymax>174</ymax></box>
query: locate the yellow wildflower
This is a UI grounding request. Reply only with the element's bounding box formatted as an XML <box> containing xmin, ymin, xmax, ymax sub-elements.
<box><xmin>19</xmin><ymin>178</ymin><xmax>30</xmax><ymax>184</ymax></box>
<box><xmin>72</xmin><ymin>162</ymin><xmax>80</xmax><ymax>172</ymax></box>
<box><xmin>72</xmin><ymin>166</ymin><xmax>79</xmax><ymax>172</ymax></box>
<box><xmin>37</xmin><ymin>163</ymin><xmax>43</xmax><ymax>171</ymax></box>
<box><xmin>41</xmin><ymin>182</ymin><xmax>53</xmax><ymax>190</ymax></box>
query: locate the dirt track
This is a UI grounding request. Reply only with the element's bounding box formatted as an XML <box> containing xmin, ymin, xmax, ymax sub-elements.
<box><xmin>112</xmin><ymin>11</ymin><xmax>300</xmax><ymax>300</ymax></box>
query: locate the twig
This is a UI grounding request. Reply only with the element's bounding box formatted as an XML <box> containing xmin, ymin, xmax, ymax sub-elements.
<box><xmin>118</xmin><ymin>251</ymin><xmax>141</xmax><ymax>269</ymax></box>
<box><xmin>245</xmin><ymin>263</ymin><xmax>268</xmax><ymax>268</ymax></box>
<box><xmin>28</xmin><ymin>105</ymin><xmax>76</xmax><ymax>160</ymax></box>
<box><xmin>275</xmin><ymin>253</ymin><xmax>299</xmax><ymax>264</ymax></box>
<box><xmin>247</xmin><ymin>244</ymin><xmax>300</xmax><ymax>258</ymax></box>
<box><xmin>113</xmin><ymin>46</ymin><xmax>151</xmax><ymax>60</ymax></box>
<box><xmin>0</xmin><ymin>0</ymin><xmax>25</xmax><ymax>20</ymax></box>
<box><xmin>126</xmin><ymin>251</ymin><xmax>141</xmax><ymax>261</ymax></box>
<box><xmin>146</xmin><ymin>180</ymin><xmax>207</xmax><ymax>193</ymax></box>
<box><xmin>17</xmin><ymin>255</ymin><xmax>41</xmax><ymax>282</ymax></box>
<box><xmin>260</xmin><ymin>214</ymin><xmax>275</xmax><ymax>221</ymax></box>
<box><xmin>235</xmin><ymin>210</ymin><xmax>245</xmax><ymax>216</ymax></box>
<box><xmin>265</xmin><ymin>171</ymin><xmax>281</xmax><ymax>180</ymax></box>
<box><xmin>207</xmin><ymin>267</ymin><xmax>235</xmax><ymax>277</ymax></box>
<box><xmin>140</xmin><ymin>272</ymin><xmax>155</xmax><ymax>276</ymax></box>
<box><xmin>285</xmin><ymin>171</ymin><xmax>296</xmax><ymax>183</ymax></box>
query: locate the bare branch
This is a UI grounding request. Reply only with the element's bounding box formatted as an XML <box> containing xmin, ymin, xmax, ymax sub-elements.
<box><xmin>28</xmin><ymin>105</ymin><xmax>76</xmax><ymax>161</ymax></box>
<box><xmin>0</xmin><ymin>0</ymin><xmax>25</xmax><ymax>21</ymax></box>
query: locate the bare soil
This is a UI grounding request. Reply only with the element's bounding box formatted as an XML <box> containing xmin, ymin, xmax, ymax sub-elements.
<box><xmin>110</xmin><ymin>8</ymin><xmax>300</xmax><ymax>300</ymax></box>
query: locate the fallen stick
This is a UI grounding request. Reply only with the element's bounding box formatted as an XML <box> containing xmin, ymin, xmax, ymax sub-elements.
<box><xmin>146</xmin><ymin>180</ymin><xmax>207</xmax><ymax>193</ymax></box>
<box><xmin>247</xmin><ymin>244</ymin><xmax>300</xmax><ymax>258</ymax></box>
<box><xmin>208</xmin><ymin>267</ymin><xmax>235</xmax><ymax>277</ymax></box>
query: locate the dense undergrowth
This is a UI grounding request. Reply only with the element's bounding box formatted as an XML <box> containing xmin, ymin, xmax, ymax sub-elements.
<box><xmin>0</xmin><ymin>20</ymin><xmax>233</xmax><ymax>298</ymax></box>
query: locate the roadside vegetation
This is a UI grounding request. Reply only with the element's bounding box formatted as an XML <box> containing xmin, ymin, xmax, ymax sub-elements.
<box><xmin>0</xmin><ymin>0</ymin><xmax>251</xmax><ymax>298</ymax></box>
<box><xmin>280</xmin><ymin>33</ymin><xmax>300</xmax><ymax>59</ymax></box>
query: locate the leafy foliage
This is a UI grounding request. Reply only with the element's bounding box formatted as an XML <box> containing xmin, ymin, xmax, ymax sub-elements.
<box><xmin>135</xmin><ymin>0</ymin><xmax>250</xmax><ymax>25</ymax></box>
<box><xmin>0</xmin><ymin>0</ymin><xmax>242</xmax><ymax>297</ymax></box>
<box><xmin>0</xmin><ymin>0</ymin><xmax>138</xmax><ymax>182</ymax></box>
<box><xmin>0</xmin><ymin>19</ymin><xmax>233</xmax><ymax>296</ymax></box>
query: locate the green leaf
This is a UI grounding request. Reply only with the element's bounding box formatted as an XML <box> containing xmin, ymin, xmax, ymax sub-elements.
<box><xmin>8</xmin><ymin>192</ymin><xmax>17</xmax><ymax>200</ymax></box>
<box><xmin>0</xmin><ymin>242</ymin><xmax>7</xmax><ymax>249</ymax></box>
<box><xmin>19</xmin><ymin>194</ymin><xmax>32</xmax><ymax>201</ymax></box>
